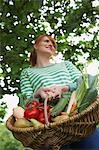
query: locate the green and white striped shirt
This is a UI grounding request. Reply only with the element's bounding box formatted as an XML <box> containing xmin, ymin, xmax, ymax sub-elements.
<box><xmin>20</xmin><ymin>61</ymin><xmax>81</xmax><ymax>100</ymax></box>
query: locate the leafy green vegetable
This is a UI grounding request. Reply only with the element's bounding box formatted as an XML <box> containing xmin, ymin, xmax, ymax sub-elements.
<box><xmin>76</xmin><ymin>74</ymin><xmax>98</xmax><ymax>112</ymax></box>
<box><xmin>18</xmin><ymin>93</ymin><xmax>39</xmax><ymax>108</ymax></box>
<box><xmin>78</xmin><ymin>87</ymin><xmax>98</xmax><ymax>112</ymax></box>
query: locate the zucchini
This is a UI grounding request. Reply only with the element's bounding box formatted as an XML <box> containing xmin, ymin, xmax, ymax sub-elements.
<box><xmin>50</xmin><ymin>92</ymin><xmax>71</xmax><ymax>117</ymax></box>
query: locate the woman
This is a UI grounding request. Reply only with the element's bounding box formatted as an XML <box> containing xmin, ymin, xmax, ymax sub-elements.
<box><xmin>20</xmin><ymin>34</ymin><xmax>81</xmax><ymax>102</ymax></box>
<box><xmin>19</xmin><ymin>34</ymin><xmax>99</xmax><ymax>150</ymax></box>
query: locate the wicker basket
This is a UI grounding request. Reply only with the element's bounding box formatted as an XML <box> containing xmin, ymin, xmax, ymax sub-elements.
<box><xmin>6</xmin><ymin>97</ymin><xmax>99</xmax><ymax>150</ymax></box>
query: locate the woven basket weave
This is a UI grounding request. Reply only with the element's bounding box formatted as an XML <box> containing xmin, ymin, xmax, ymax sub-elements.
<box><xmin>6</xmin><ymin>97</ymin><xmax>99</xmax><ymax>150</ymax></box>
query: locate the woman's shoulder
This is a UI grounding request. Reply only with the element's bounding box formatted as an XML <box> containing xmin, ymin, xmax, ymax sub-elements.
<box><xmin>62</xmin><ymin>60</ymin><xmax>73</xmax><ymax>66</ymax></box>
<box><xmin>64</xmin><ymin>60</ymin><xmax>72</xmax><ymax>64</ymax></box>
<box><xmin>21</xmin><ymin>67</ymin><xmax>32</xmax><ymax>74</ymax></box>
<box><xmin>62</xmin><ymin>60</ymin><xmax>77</xmax><ymax>69</ymax></box>
<box><xmin>54</xmin><ymin>60</ymin><xmax>72</xmax><ymax>67</ymax></box>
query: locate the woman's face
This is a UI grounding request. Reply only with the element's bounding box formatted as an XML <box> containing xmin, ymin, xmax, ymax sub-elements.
<box><xmin>35</xmin><ymin>36</ymin><xmax>56</xmax><ymax>56</ymax></box>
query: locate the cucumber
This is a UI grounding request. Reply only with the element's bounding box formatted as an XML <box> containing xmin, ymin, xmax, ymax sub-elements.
<box><xmin>50</xmin><ymin>92</ymin><xmax>71</xmax><ymax>117</ymax></box>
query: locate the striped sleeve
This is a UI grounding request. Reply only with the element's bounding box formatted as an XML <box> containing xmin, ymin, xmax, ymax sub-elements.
<box><xmin>20</xmin><ymin>68</ymin><xmax>33</xmax><ymax>98</ymax></box>
<box><xmin>65</xmin><ymin>61</ymin><xmax>82</xmax><ymax>91</ymax></box>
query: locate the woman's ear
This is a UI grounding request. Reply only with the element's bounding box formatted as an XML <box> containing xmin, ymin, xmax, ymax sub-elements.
<box><xmin>34</xmin><ymin>44</ymin><xmax>37</xmax><ymax>50</ymax></box>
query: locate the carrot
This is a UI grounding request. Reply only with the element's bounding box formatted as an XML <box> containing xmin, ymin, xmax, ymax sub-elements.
<box><xmin>66</xmin><ymin>91</ymin><xmax>77</xmax><ymax>114</ymax></box>
<box><xmin>70</xmin><ymin>102</ymin><xmax>77</xmax><ymax>113</ymax></box>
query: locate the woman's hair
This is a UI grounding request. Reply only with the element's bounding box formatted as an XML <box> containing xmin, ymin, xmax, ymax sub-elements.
<box><xmin>29</xmin><ymin>34</ymin><xmax>57</xmax><ymax>66</ymax></box>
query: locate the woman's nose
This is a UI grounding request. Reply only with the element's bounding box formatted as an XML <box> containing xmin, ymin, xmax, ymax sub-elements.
<box><xmin>48</xmin><ymin>41</ymin><xmax>53</xmax><ymax>47</ymax></box>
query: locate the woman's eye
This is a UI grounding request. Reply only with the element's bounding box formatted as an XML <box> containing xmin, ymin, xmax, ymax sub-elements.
<box><xmin>45</xmin><ymin>40</ymin><xmax>49</xmax><ymax>42</ymax></box>
<box><xmin>44</xmin><ymin>40</ymin><xmax>55</xmax><ymax>48</ymax></box>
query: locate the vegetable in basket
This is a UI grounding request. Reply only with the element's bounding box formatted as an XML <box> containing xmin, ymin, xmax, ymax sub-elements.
<box><xmin>13</xmin><ymin>106</ymin><xmax>25</xmax><ymax>119</ymax></box>
<box><xmin>24</xmin><ymin>99</ymin><xmax>51</xmax><ymax>124</ymax></box>
<box><xmin>52</xmin><ymin>114</ymin><xmax>68</xmax><ymax>122</ymax></box>
<box><xmin>25</xmin><ymin>100</ymin><xmax>39</xmax><ymax>108</ymax></box>
<box><xmin>66</xmin><ymin>74</ymin><xmax>98</xmax><ymax>115</ymax></box>
<box><xmin>14</xmin><ymin>118</ymin><xmax>32</xmax><ymax>128</ymax></box>
<box><xmin>24</xmin><ymin>107</ymin><xmax>40</xmax><ymax>119</ymax></box>
<box><xmin>66</xmin><ymin>90</ymin><xmax>77</xmax><ymax>115</ymax></box>
<box><xmin>50</xmin><ymin>92</ymin><xmax>71</xmax><ymax>117</ymax></box>
<box><xmin>30</xmin><ymin>118</ymin><xmax>44</xmax><ymax>128</ymax></box>
<box><xmin>77</xmin><ymin>74</ymin><xmax>98</xmax><ymax>112</ymax></box>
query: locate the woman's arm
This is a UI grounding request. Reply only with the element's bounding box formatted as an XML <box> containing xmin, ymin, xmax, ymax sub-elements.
<box><xmin>19</xmin><ymin>69</ymin><xmax>34</xmax><ymax>107</ymax></box>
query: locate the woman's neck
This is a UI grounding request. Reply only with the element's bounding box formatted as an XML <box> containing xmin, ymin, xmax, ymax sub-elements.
<box><xmin>36</xmin><ymin>55</ymin><xmax>51</xmax><ymax>67</ymax></box>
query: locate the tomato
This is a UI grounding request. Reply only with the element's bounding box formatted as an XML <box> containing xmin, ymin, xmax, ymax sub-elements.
<box><xmin>38</xmin><ymin>104</ymin><xmax>51</xmax><ymax>112</ymax></box>
<box><xmin>37</xmin><ymin>111</ymin><xmax>45</xmax><ymax>124</ymax></box>
<box><xmin>24</xmin><ymin>100</ymin><xmax>51</xmax><ymax>123</ymax></box>
<box><xmin>24</xmin><ymin>108</ymin><xmax>40</xmax><ymax>119</ymax></box>
<box><xmin>37</xmin><ymin>111</ymin><xmax>51</xmax><ymax>124</ymax></box>
<box><xmin>39</xmin><ymin>106</ymin><xmax>44</xmax><ymax>113</ymax></box>
<box><xmin>26</xmin><ymin>100</ymin><xmax>39</xmax><ymax>108</ymax></box>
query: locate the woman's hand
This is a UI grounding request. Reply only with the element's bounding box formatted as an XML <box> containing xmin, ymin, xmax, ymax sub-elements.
<box><xmin>34</xmin><ymin>85</ymin><xmax>69</xmax><ymax>100</ymax></box>
<box><xmin>34</xmin><ymin>87</ymin><xmax>55</xmax><ymax>100</ymax></box>
<box><xmin>50</xmin><ymin>85</ymin><xmax>69</xmax><ymax>99</ymax></box>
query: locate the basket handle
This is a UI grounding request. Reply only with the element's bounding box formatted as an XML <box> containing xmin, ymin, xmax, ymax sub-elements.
<box><xmin>44</xmin><ymin>97</ymin><xmax>49</xmax><ymax>126</ymax></box>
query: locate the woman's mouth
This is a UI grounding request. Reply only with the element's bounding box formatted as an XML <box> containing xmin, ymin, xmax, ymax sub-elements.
<box><xmin>46</xmin><ymin>47</ymin><xmax>52</xmax><ymax>51</ymax></box>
